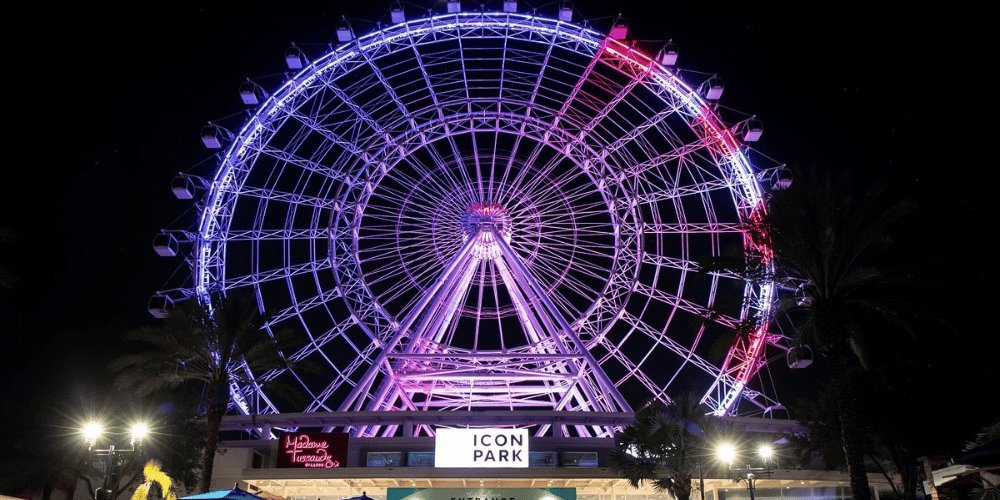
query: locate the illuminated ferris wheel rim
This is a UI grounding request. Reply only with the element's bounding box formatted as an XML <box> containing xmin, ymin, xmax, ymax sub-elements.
<box><xmin>199</xmin><ymin>13</ymin><xmax>763</xmax><ymax>222</ymax></box>
<box><xmin>185</xmin><ymin>10</ymin><xmax>778</xmax><ymax>420</ymax></box>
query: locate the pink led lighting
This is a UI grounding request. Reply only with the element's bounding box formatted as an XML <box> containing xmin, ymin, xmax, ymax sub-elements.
<box><xmin>601</xmin><ymin>36</ymin><xmax>775</xmax><ymax>415</ymax></box>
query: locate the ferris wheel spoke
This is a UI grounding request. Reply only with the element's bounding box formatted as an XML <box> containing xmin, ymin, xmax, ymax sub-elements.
<box><xmin>494</xmin><ymin>137</ymin><xmax>543</xmax><ymax>203</ymax></box>
<box><xmin>631</xmin><ymin>281</ymin><xmax>740</xmax><ymax>330</ymax></box>
<box><xmin>641</xmin><ymin>222</ymin><xmax>745</xmax><ymax>234</ymax></box>
<box><xmin>547</xmin><ymin>39</ymin><xmax>604</xmax><ymax>137</ymax></box>
<box><xmin>371</xmin><ymin>183</ymin><xmax>441</xmax><ymax>215</ymax></box>
<box><xmin>362</xmin><ymin>255</ymin><xmax>430</xmax><ymax>288</ymax></box>
<box><xmin>531</xmin><ymin>251</ymin><xmax>608</xmax><ymax>291</ymax></box>
<box><xmin>532</xmin><ymin>186</ymin><xmax>608</xmax><ymax>213</ymax></box>
<box><xmin>594</xmin><ymin>334</ymin><xmax>670</xmax><ymax>396</ymax></box>
<box><xmin>639</xmin><ymin>252</ymin><xmax>704</xmax><ymax>273</ymax></box>
<box><xmin>315</xmin><ymin>73</ymin><xmax>386</xmax><ymax>136</ymax></box>
<box><xmin>271</xmin><ymin>318</ymin><xmax>360</xmax><ymax>370</ymax></box>
<box><xmin>274</xmin><ymin>104</ymin><xmax>371</xmax><ymax>158</ymax></box>
<box><xmin>506</xmin><ymin>153</ymin><xmax>584</xmax><ymax>203</ymax></box>
<box><xmin>425</xmin><ymin>137</ymin><xmax>476</xmax><ymax>194</ymax></box>
<box><xmin>394</xmin><ymin>154</ymin><xmax>474</xmax><ymax>208</ymax></box>
<box><xmin>625</xmin><ymin>140</ymin><xmax>716</xmax><ymax>184</ymax></box>
<box><xmin>206</xmin><ymin>227</ymin><xmax>328</xmax><ymax>243</ymax></box>
<box><xmin>495</xmin><ymin>131</ymin><xmax>573</xmax><ymax>203</ymax></box>
<box><xmin>374</xmin><ymin>261</ymin><xmax>423</xmax><ymax>295</ymax></box>
<box><xmin>404</xmin><ymin>28</ymin><xmax>453</xmax><ymax>128</ymax></box>
<box><xmin>235</xmin><ymin>143</ymin><xmax>354</xmax><ymax>184</ymax></box>
<box><xmin>384</xmin><ymin>261</ymin><xmax>456</xmax><ymax>314</ymax></box>
<box><xmin>369</xmin><ymin>277</ymin><xmax>422</xmax><ymax>313</ymax></box>
<box><xmin>631</xmin><ymin>178</ymin><xmax>734</xmax><ymax>205</ymax></box>
<box><xmin>617</xmin><ymin>310</ymin><xmax>729</xmax><ymax>380</ymax></box>
<box><xmin>533</xmin><ymin>236</ymin><xmax>612</xmax><ymax>263</ymax></box>
<box><xmin>306</xmin><ymin>341</ymin><xmax>383</xmax><ymax>413</ymax></box>
<box><xmin>361</xmin><ymin>235</ymin><xmax>428</xmax><ymax>256</ymax></box>
<box><xmin>567</xmin><ymin>59</ymin><xmax>648</xmax><ymax>152</ymax></box>
<box><xmin>262</xmin><ymin>287</ymin><xmax>344</xmax><ymax>329</ymax></box>
<box><xmin>519</xmin><ymin>176</ymin><xmax>604</xmax><ymax>216</ymax></box>
<box><xmin>223</xmin><ymin>258</ymin><xmax>332</xmax><ymax>289</ymax></box>
<box><xmin>507</xmin><ymin>23</ymin><xmax>558</xmax><ymax>149</ymax></box>
<box><xmin>593</xmin><ymin>84</ymin><xmax>691</xmax><ymax>158</ymax></box>
<box><xmin>357</xmin><ymin>42</ymin><xmax>420</xmax><ymax>135</ymax></box>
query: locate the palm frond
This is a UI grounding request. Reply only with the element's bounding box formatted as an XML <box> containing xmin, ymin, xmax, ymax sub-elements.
<box><xmin>610</xmin><ymin>395</ymin><xmax>715</xmax><ymax>500</ymax></box>
<box><xmin>111</xmin><ymin>290</ymin><xmax>308</xmax><ymax>409</ymax></box>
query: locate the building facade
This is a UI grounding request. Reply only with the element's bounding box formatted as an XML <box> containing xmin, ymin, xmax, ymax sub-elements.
<box><xmin>210</xmin><ymin>412</ymin><xmax>896</xmax><ymax>500</ymax></box>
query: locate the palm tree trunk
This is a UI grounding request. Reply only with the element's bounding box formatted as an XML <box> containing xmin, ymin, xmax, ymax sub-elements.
<box><xmin>831</xmin><ymin>354</ymin><xmax>872</xmax><ymax>500</ymax></box>
<box><xmin>672</xmin><ymin>473</ymin><xmax>693</xmax><ymax>500</ymax></box>
<box><xmin>198</xmin><ymin>401</ymin><xmax>227</xmax><ymax>493</ymax></box>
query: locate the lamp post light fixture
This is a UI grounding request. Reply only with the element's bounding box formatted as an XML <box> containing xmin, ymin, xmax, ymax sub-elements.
<box><xmin>716</xmin><ymin>443</ymin><xmax>777</xmax><ymax>500</ymax></box>
<box><xmin>81</xmin><ymin>421</ymin><xmax>150</xmax><ymax>500</ymax></box>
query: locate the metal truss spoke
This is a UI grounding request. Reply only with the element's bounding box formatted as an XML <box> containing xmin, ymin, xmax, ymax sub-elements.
<box><xmin>617</xmin><ymin>310</ymin><xmax>730</xmax><ymax>386</ymax></box>
<box><xmin>223</xmin><ymin>258</ymin><xmax>332</xmax><ymax>289</ymax></box>
<box><xmin>642</xmin><ymin>222</ymin><xmax>746</xmax><ymax>234</ymax></box>
<box><xmin>208</xmin><ymin>227</ymin><xmax>328</xmax><ymax>242</ymax></box>
<box><xmin>263</xmin><ymin>287</ymin><xmax>344</xmax><ymax>329</ymax></box>
<box><xmin>630</xmin><ymin>281</ymin><xmax>741</xmax><ymax>330</ymax></box>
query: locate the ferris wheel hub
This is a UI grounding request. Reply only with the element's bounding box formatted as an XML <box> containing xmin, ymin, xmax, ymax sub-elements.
<box><xmin>461</xmin><ymin>203</ymin><xmax>512</xmax><ymax>245</ymax></box>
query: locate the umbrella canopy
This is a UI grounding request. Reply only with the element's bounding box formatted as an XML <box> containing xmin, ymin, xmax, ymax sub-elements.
<box><xmin>181</xmin><ymin>486</ymin><xmax>268</xmax><ymax>500</ymax></box>
<box><xmin>340</xmin><ymin>494</ymin><xmax>372</xmax><ymax>500</ymax></box>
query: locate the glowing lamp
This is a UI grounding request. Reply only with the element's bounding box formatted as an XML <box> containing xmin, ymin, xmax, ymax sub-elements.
<box><xmin>717</xmin><ymin>443</ymin><xmax>737</xmax><ymax>464</ymax></box>
<box><xmin>130</xmin><ymin>423</ymin><xmax>150</xmax><ymax>445</ymax></box>
<box><xmin>82</xmin><ymin>422</ymin><xmax>104</xmax><ymax>447</ymax></box>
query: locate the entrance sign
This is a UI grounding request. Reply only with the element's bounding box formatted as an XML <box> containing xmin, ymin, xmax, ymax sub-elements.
<box><xmin>388</xmin><ymin>488</ymin><xmax>576</xmax><ymax>500</ymax></box>
<box><xmin>276</xmin><ymin>432</ymin><xmax>348</xmax><ymax>469</ymax></box>
<box><xmin>434</xmin><ymin>428</ymin><xmax>529</xmax><ymax>467</ymax></box>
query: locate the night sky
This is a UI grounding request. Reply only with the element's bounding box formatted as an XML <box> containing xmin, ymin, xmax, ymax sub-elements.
<box><xmin>2</xmin><ymin>0</ymin><xmax>993</xmax><ymax>454</ymax></box>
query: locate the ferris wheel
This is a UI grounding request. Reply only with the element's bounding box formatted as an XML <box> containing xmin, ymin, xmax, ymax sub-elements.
<box><xmin>153</xmin><ymin>6</ymin><xmax>789</xmax><ymax>436</ymax></box>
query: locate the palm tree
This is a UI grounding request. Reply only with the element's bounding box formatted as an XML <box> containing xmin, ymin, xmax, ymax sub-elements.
<box><xmin>609</xmin><ymin>394</ymin><xmax>714</xmax><ymax>500</ymax></box>
<box><xmin>111</xmin><ymin>292</ymin><xmax>302</xmax><ymax>492</ymax></box>
<box><xmin>743</xmin><ymin>167</ymin><xmax>919</xmax><ymax>500</ymax></box>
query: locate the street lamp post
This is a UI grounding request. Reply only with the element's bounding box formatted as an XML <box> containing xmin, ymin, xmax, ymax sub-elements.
<box><xmin>716</xmin><ymin>444</ymin><xmax>776</xmax><ymax>500</ymax></box>
<box><xmin>82</xmin><ymin>421</ymin><xmax>149</xmax><ymax>500</ymax></box>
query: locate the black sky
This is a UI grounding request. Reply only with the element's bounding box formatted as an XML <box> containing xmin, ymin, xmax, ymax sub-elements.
<box><xmin>2</xmin><ymin>0</ymin><xmax>994</xmax><ymax>452</ymax></box>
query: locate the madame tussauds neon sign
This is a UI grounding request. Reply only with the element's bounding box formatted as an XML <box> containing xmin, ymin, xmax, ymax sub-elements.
<box><xmin>277</xmin><ymin>432</ymin><xmax>349</xmax><ymax>469</ymax></box>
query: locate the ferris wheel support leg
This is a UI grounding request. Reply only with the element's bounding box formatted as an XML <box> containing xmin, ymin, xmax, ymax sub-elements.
<box><xmin>337</xmin><ymin>229</ymin><xmax>484</xmax><ymax>414</ymax></box>
<box><xmin>493</xmin><ymin>253</ymin><xmax>610</xmax><ymax>414</ymax></box>
<box><xmin>492</xmin><ymin>258</ymin><xmax>590</xmax><ymax>409</ymax></box>
<box><xmin>491</xmin><ymin>227</ymin><xmax>632</xmax><ymax>413</ymax></box>
<box><xmin>366</xmin><ymin>256</ymin><xmax>482</xmax><ymax>413</ymax></box>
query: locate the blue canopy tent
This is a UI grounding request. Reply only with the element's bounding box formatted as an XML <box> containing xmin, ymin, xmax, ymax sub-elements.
<box><xmin>181</xmin><ymin>486</ymin><xmax>269</xmax><ymax>500</ymax></box>
<box><xmin>182</xmin><ymin>486</ymin><xmax>368</xmax><ymax>500</ymax></box>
